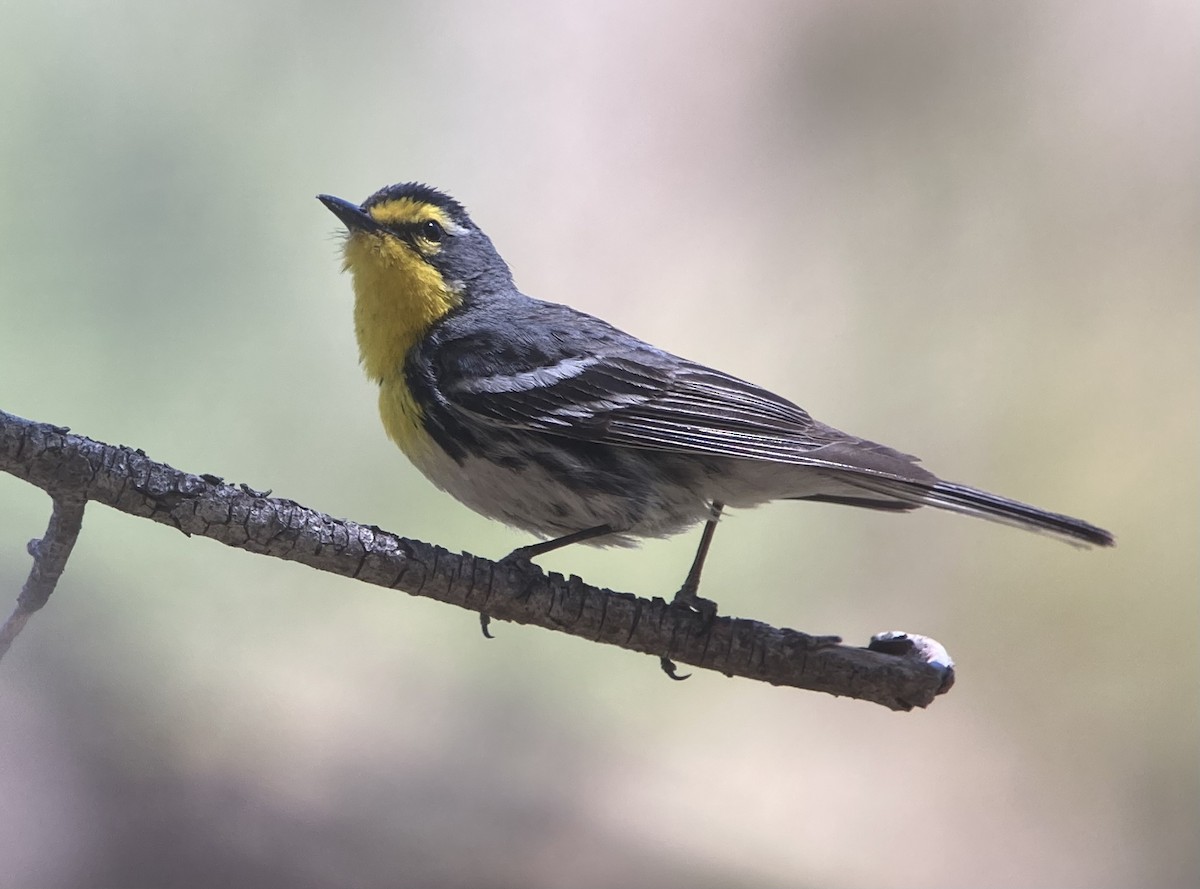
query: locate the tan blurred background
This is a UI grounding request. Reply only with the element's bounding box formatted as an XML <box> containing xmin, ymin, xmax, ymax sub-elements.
<box><xmin>1</xmin><ymin>1</ymin><xmax>1196</xmax><ymax>887</ymax></box>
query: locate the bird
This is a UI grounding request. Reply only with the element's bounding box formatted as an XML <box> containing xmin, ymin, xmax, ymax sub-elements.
<box><xmin>318</xmin><ymin>182</ymin><xmax>1114</xmax><ymax>621</ymax></box>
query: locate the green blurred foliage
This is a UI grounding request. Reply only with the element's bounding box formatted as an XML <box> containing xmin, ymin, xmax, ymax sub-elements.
<box><xmin>1</xmin><ymin>1</ymin><xmax>1196</xmax><ymax>887</ymax></box>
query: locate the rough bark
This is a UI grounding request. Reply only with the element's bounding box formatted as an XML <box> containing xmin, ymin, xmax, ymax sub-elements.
<box><xmin>0</xmin><ymin>408</ymin><xmax>954</xmax><ymax>710</ymax></box>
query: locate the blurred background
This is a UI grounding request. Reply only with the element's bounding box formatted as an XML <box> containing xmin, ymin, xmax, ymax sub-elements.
<box><xmin>1</xmin><ymin>1</ymin><xmax>1196</xmax><ymax>886</ymax></box>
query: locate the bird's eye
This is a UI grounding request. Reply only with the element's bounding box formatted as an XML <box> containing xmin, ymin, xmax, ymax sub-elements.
<box><xmin>420</xmin><ymin>219</ymin><xmax>444</xmax><ymax>243</ymax></box>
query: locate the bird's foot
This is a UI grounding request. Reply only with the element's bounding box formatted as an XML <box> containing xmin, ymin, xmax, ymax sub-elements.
<box><xmin>670</xmin><ymin>584</ymin><xmax>718</xmax><ymax>629</ymax></box>
<box><xmin>498</xmin><ymin>545</ymin><xmax>540</xmax><ymax>568</ymax></box>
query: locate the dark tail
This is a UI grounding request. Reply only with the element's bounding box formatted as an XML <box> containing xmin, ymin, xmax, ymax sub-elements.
<box><xmin>827</xmin><ymin>475</ymin><xmax>1115</xmax><ymax>548</ymax></box>
<box><xmin>919</xmin><ymin>481</ymin><xmax>1113</xmax><ymax>547</ymax></box>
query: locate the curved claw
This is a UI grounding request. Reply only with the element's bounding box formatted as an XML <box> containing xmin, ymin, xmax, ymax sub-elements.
<box><xmin>659</xmin><ymin>656</ymin><xmax>691</xmax><ymax>681</ymax></box>
<box><xmin>480</xmin><ymin>612</ymin><xmax>494</xmax><ymax>639</ymax></box>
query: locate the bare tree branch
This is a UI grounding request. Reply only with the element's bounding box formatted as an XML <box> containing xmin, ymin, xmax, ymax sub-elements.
<box><xmin>0</xmin><ymin>408</ymin><xmax>954</xmax><ymax>709</ymax></box>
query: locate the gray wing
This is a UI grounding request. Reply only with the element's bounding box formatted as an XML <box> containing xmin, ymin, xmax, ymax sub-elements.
<box><xmin>427</xmin><ymin>300</ymin><xmax>934</xmax><ymax>483</ymax></box>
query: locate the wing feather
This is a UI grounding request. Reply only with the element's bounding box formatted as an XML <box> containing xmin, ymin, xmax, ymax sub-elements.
<box><xmin>430</xmin><ymin>310</ymin><xmax>926</xmax><ymax>480</ymax></box>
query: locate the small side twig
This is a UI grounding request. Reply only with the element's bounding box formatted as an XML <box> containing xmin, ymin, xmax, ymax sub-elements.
<box><xmin>0</xmin><ymin>493</ymin><xmax>85</xmax><ymax>662</ymax></box>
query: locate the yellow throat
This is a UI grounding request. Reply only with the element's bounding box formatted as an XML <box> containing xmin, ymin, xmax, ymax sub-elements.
<box><xmin>340</xmin><ymin>199</ymin><xmax>462</xmax><ymax>459</ymax></box>
<box><xmin>341</xmin><ymin>201</ymin><xmax>462</xmax><ymax>383</ymax></box>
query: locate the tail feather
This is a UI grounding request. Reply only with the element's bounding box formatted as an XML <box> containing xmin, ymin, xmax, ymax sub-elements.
<box><xmin>835</xmin><ymin>476</ymin><xmax>1115</xmax><ymax>548</ymax></box>
<box><xmin>922</xmin><ymin>481</ymin><xmax>1114</xmax><ymax>547</ymax></box>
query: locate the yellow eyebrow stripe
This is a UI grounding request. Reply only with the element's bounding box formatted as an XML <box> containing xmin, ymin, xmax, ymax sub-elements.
<box><xmin>368</xmin><ymin>198</ymin><xmax>453</xmax><ymax>228</ymax></box>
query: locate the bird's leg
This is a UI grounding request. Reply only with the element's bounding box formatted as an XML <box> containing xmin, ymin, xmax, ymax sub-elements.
<box><xmin>671</xmin><ymin>501</ymin><xmax>723</xmax><ymax>622</ymax></box>
<box><xmin>502</xmin><ymin>523</ymin><xmax>616</xmax><ymax>563</ymax></box>
<box><xmin>660</xmin><ymin>502</ymin><xmax>724</xmax><ymax>679</ymax></box>
<box><xmin>484</xmin><ymin>524</ymin><xmax>618</xmax><ymax>640</ymax></box>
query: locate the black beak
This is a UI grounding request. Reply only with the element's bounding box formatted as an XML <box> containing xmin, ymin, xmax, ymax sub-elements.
<box><xmin>317</xmin><ymin>194</ymin><xmax>380</xmax><ymax>233</ymax></box>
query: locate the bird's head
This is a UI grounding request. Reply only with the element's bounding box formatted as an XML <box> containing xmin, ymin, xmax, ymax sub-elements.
<box><xmin>319</xmin><ymin>183</ymin><xmax>512</xmax><ymax>381</ymax></box>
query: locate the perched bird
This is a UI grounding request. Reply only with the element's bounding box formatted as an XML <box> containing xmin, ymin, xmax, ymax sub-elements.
<box><xmin>318</xmin><ymin>183</ymin><xmax>1113</xmax><ymax>619</ymax></box>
